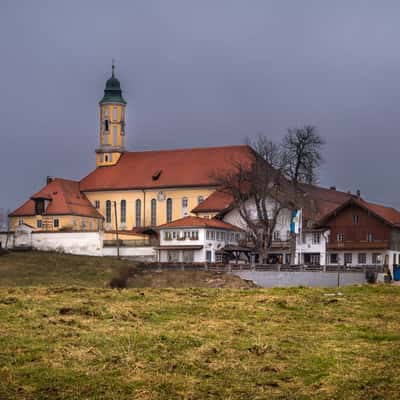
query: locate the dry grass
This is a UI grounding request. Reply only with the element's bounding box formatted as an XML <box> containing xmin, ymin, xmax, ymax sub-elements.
<box><xmin>0</xmin><ymin>252</ymin><xmax>399</xmax><ymax>399</ymax></box>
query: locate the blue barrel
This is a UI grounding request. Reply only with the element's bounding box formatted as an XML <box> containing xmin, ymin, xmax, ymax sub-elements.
<box><xmin>394</xmin><ymin>265</ymin><xmax>400</xmax><ymax>281</ymax></box>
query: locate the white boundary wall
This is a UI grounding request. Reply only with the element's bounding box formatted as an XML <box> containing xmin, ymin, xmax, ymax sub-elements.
<box><xmin>1</xmin><ymin>230</ymin><xmax>157</xmax><ymax>259</ymax></box>
<box><xmin>103</xmin><ymin>246</ymin><xmax>155</xmax><ymax>260</ymax></box>
<box><xmin>32</xmin><ymin>232</ymin><xmax>104</xmax><ymax>256</ymax></box>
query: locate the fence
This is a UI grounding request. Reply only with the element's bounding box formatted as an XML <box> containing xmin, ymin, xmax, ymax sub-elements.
<box><xmin>103</xmin><ymin>238</ymin><xmax>152</xmax><ymax>247</ymax></box>
<box><xmin>140</xmin><ymin>262</ymin><xmax>387</xmax><ymax>273</ymax></box>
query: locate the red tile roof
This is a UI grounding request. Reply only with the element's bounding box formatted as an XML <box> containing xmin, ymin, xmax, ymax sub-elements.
<box><xmin>157</xmin><ymin>216</ymin><xmax>242</xmax><ymax>231</ymax></box>
<box><xmin>318</xmin><ymin>195</ymin><xmax>400</xmax><ymax>227</ymax></box>
<box><xmin>299</xmin><ymin>183</ymin><xmax>352</xmax><ymax>218</ymax></box>
<box><xmin>80</xmin><ymin>145</ymin><xmax>254</xmax><ymax>191</ymax></box>
<box><xmin>192</xmin><ymin>190</ymin><xmax>234</xmax><ymax>213</ymax></box>
<box><xmin>9</xmin><ymin>178</ymin><xmax>103</xmax><ymax>219</ymax></box>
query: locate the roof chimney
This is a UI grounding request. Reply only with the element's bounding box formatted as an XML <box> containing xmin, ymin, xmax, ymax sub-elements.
<box><xmin>329</xmin><ymin>186</ymin><xmax>336</xmax><ymax>191</ymax></box>
<box><xmin>46</xmin><ymin>176</ymin><xmax>53</xmax><ymax>185</ymax></box>
<box><xmin>356</xmin><ymin>189</ymin><xmax>361</xmax><ymax>198</ymax></box>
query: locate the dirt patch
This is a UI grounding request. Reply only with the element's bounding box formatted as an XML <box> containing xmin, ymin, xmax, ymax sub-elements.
<box><xmin>125</xmin><ymin>269</ymin><xmax>257</xmax><ymax>288</ymax></box>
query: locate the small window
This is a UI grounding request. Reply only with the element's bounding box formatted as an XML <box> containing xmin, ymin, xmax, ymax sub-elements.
<box><xmin>94</xmin><ymin>200</ymin><xmax>100</xmax><ymax>209</ymax></box>
<box><xmin>206</xmin><ymin>231</ymin><xmax>210</xmax><ymax>240</ymax></box>
<box><xmin>206</xmin><ymin>251</ymin><xmax>212</xmax><ymax>262</ymax></box>
<box><xmin>358</xmin><ymin>253</ymin><xmax>366</xmax><ymax>264</ymax></box>
<box><xmin>104</xmin><ymin>119</ymin><xmax>109</xmax><ymax>132</ymax></box>
<box><xmin>372</xmin><ymin>253</ymin><xmax>382</xmax><ymax>264</ymax></box>
<box><xmin>37</xmin><ymin>220</ymin><xmax>42</xmax><ymax>228</ymax></box>
<box><xmin>113</xmin><ymin>107</ymin><xmax>118</xmax><ymax>121</ymax></box>
<box><xmin>211</xmin><ymin>231</ymin><xmax>215</xmax><ymax>240</ymax></box>
<box><xmin>215</xmin><ymin>253</ymin><xmax>223</xmax><ymax>263</ymax></box>
<box><xmin>344</xmin><ymin>253</ymin><xmax>352</xmax><ymax>265</ymax></box>
<box><xmin>312</xmin><ymin>232</ymin><xmax>320</xmax><ymax>244</ymax></box>
<box><xmin>273</xmin><ymin>231</ymin><xmax>280</xmax><ymax>241</ymax></box>
<box><xmin>197</xmin><ymin>196</ymin><xmax>204</xmax><ymax>204</ymax></box>
<box><xmin>105</xmin><ymin>155</ymin><xmax>109</xmax><ymax>162</ymax></box>
<box><xmin>53</xmin><ymin>219</ymin><xmax>59</xmax><ymax>228</ymax></box>
<box><xmin>367</xmin><ymin>232</ymin><xmax>374</xmax><ymax>242</ymax></box>
<box><xmin>352</xmin><ymin>215</ymin><xmax>359</xmax><ymax>224</ymax></box>
<box><xmin>337</xmin><ymin>233</ymin><xmax>344</xmax><ymax>242</ymax></box>
<box><xmin>330</xmin><ymin>253</ymin><xmax>338</xmax><ymax>264</ymax></box>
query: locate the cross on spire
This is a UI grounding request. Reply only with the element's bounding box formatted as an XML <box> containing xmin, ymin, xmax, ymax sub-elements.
<box><xmin>112</xmin><ymin>59</ymin><xmax>115</xmax><ymax>78</ymax></box>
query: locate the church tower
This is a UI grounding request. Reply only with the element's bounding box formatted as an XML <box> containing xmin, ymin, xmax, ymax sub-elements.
<box><xmin>96</xmin><ymin>63</ymin><xmax>127</xmax><ymax>167</ymax></box>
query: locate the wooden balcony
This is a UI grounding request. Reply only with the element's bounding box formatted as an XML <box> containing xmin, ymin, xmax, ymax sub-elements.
<box><xmin>328</xmin><ymin>240</ymin><xmax>389</xmax><ymax>251</ymax></box>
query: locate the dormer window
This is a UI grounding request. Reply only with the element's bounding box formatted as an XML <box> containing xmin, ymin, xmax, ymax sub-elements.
<box><xmin>35</xmin><ymin>199</ymin><xmax>45</xmax><ymax>215</ymax></box>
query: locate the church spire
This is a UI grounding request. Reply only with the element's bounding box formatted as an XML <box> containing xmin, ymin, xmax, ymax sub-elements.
<box><xmin>96</xmin><ymin>64</ymin><xmax>127</xmax><ymax>167</ymax></box>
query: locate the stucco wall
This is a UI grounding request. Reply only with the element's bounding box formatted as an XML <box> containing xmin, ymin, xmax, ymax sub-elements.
<box><xmin>0</xmin><ymin>233</ymin><xmax>13</xmax><ymax>249</ymax></box>
<box><xmin>84</xmin><ymin>187</ymin><xmax>216</xmax><ymax>229</ymax></box>
<box><xmin>223</xmin><ymin>199</ymin><xmax>292</xmax><ymax>239</ymax></box>
<box><xmin>102</xmin><ymin>246</ymin><xmax>156</xmax><ymax>260</ymax></box>
<box><xmin>32</xmin><ymin>231</ymin><xmax>103</xmax><ymax>256</ymax></box>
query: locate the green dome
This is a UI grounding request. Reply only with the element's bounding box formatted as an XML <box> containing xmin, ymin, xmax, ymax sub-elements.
<box><xmin>99</xmin><ymin>64</ymin><xmax>127</xmax><ymax>104</ymax></box>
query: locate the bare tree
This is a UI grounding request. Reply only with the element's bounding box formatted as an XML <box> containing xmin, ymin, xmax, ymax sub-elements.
<box><xmin>0</xmin><ymin>209</ymin><xmax>11</xmax><ymax>249</ymax></box>
<box><xmin>0</xmin><ymin>208</ymin><xmax>6</xmax><ymax>231</ymax></box>
<box><xmin>282</xmin><ymin>125</ymin><xmax>325</xmax><ymax>184</ymax></box>
<box><xmin>213</xmin><ymin>138</ymin><xmax>304</xmax><ymax>263</ymax></box>
<box><xmin>214</xmin><ymin>128</ymin><xmax>324</xmax><ymax>263</ymax></box>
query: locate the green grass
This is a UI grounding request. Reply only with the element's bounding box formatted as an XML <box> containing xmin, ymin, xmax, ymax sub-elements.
<box><xmin>0</xmin><ymin>252</ymin><xmax>400</xmax><ymax>399</ymax></box>
<box><xmin>0</xmin><ymin>251</ymin><xmax>129</xmax><ymax>287</ymax></box>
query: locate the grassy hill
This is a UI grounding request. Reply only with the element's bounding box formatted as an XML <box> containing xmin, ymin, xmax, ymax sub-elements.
<box><xmin>0</xmin><ymin>251</ymin><xmax>399</xmax><ymax>399</ymax></box>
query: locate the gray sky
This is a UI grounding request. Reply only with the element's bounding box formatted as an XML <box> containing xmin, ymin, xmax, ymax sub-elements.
<box><xmin>1</xmin><ymin>0</ymin><xmax>400</xmax><ymax>213</ymax></box>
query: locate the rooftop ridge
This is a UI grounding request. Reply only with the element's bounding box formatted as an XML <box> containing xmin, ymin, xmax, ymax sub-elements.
<box><xmin>121</xmin><ymin>144</ymin><xmax>251</xmax><ymax>156</ymax></box>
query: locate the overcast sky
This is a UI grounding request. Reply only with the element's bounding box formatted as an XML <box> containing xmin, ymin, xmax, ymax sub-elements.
<box><xmin>1</xmin><ymin>0</ymin><xmax>400</xmax><ymax>213</ymax></box>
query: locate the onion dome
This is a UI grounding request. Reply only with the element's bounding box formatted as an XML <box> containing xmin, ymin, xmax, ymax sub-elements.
<box><xmin>99</xmin><ymin>63</ymin><xmax>127</xmax><ymax>104</ymax></box>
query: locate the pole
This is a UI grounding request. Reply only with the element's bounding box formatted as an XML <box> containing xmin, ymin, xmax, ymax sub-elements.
<box><xmin>113</xmin><ymin>201</ymin><xmax>120</xmax><ymax>258</ymax></box>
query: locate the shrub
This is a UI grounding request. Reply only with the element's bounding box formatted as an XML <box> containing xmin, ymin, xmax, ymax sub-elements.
<box><xmin>109</xmin><ymin>266</ymin><xmax>137</xmax><ymax>289</ymax></box>
<box><xmin>366</xmin><ymin>271</ymin><xmax>377</xmax><ymax>284</ymax></box>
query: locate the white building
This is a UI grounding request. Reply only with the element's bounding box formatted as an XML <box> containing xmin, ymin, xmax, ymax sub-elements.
<box><xmin>157</xmin><ymin>216</ymin><xmax>243</xmax><ymax>263</ymax></box>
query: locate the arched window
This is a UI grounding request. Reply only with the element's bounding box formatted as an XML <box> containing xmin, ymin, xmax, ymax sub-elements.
<box><xmin>135</xmin><ymin>199</ymin><xmax>142</xmax><ymax>227</ymax></box>
<box><xmin>151</xmin><ymin>198</ymin><xmax>157</xmax><ymax>226</ymax></box>
<box><xmin>120</xmin><ymin>200</ymin><xmax>126</xmax><ymax>224</ymax></box>
<box><xmin>166</xmin><ymin>198</ymin><xmax>173</xmax><ymax>222</ymax></box>
<box><xmin>105</xmin><ymin>200</ymin><xmax>112</xmax><ymax>223</ymax></box>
